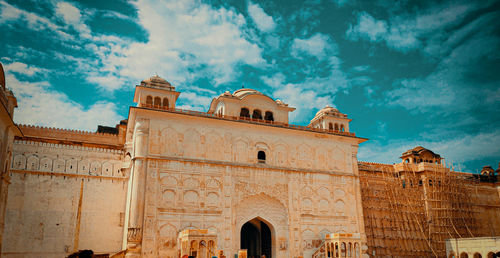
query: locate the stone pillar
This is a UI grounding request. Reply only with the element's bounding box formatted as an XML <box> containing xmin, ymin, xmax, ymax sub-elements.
<box><xmin>0</xmin><ymin>126</ymin><xmax>14</xmax><ymax>255</ymax></box>
<box><xmin>127</xmin><ymin>119</ymin><xmax>149</xmax><ymax>256</ymax></box>
<box><xmin>351</xmin><ymin>144</ymin><xmax>368</xmax><ymax>257</ymax></box>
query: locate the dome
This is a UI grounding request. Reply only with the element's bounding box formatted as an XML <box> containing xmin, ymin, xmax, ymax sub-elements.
<box><xmin>233</xmin><ymin>88</ymin><xmax>264</xmax><ymax>98</ymax></box>
<box><xmin>313</xmin><ymin>105</ymin><xmax>345</xmax><ymax>119</ymax></box>
<box><xmin>140</xmin><ymin>75</ymin><xmax>174</xmax><ymax>89</ymax></box>
<box><xmin>316</xmin><ymin>105</ymin><xmax>339</xmax><ymax>115</ymax></box>
<box><xmin>401</xmin><ymin>146</ymin><xmax>441</xmax><ymax>158</ymax></box>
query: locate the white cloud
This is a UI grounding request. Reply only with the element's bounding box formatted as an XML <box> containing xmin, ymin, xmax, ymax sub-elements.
<box><xmin>291</xmin><ymin>33</ymin><xmax>336</xmax><ymax>59</ymax></box>
<box><xmin>89</xmin><ymin>0</ymin><xmax>264</xmax><ymax>90</ymax></box>
<box><xmin>0</xmin><ymin>1</ymin><xmax>59</xmax><ymax>32</ymax></box>
<box><xmin>383</xmin><ymin>20</ymin><xmax>500</xmax><ymax>113</ymax></box>
<box><xmin>346</xmin><ymin>3</ymin><xmax>484</xmax><ymax>52</ymax></box>
<box><xmin>5</xmin><ymin>69</ymin><xmax>122</xmax><ymax>131</ymax></box>
<box><xmin>347</xmin><ymin>12</ymin><xmax>387</xmax><ymax>42</ymax></box>
<box><xmin>55</xmin><ymin>2</ymin><xmax>82</xmax><ymax>25</ymax></box>
<box><xmin>273</xmin><ymin>83</ymin><xmax>332</xmax><ymax>123</ymax></box>
<box><xmin>55</xmin><ymin>1</ymin><xmax>92</xmax><ymax>39</ymax></box>
<box><xmin>0</xmin><ymin>1</ymin><xmax>21</xmax><ymax>21</ymax></box>
<box><xmin>260</xmin><ymin>73</ymin><xmax>286</xmax><ymax>89</ymax></box>
<box><xmin>3</xmin><ymin>62</ymin><xmax>45</xmax><ymax>76</ymax></box>
<box><xmin>384</xmin><ymin>78</ymin><xmax>455</xmax><ymax>111</ymax></box>
<box><xmin>1</xmin><ymin>0</ymin><xmax>266</xmax><ymax>91</ymax></box>
<box><xmin>178</xmin><ymin>92</ymin><xmax>213</xmax><ymax>112</ymax></box>
<box><xmin>263</xmin><ymin>46</ymin><xmax>354</xmax><ymax>124</ymax></box>
<box><xmin>247</xmin><ymin>1</ymin><xmax>276</xmax><ymax>32</ymax></box>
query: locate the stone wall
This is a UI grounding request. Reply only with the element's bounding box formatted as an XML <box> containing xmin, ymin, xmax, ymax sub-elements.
<box><xmin>126</xmin><ymin>110</ymin><xmax>367</xmax><ymax>258</ymax></box>
<box><xmin>2</xmin><ymin>140</ymin><xmax>128</xmax><ymax>257</ymax></box>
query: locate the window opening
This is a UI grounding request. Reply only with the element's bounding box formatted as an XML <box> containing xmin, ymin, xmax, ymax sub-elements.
<box><xmin>252</xmin><ymin>109</ymin><xmax>262</xmax><ymax>120</ymax></box>
<box><xmin>264</xmin><ymin>111</ymin><xmax>274</xmax><ymax>121</ymax></box>
<box><xmin>163</xmin><ymin>98</ymin><xmax>169</xmax><ymax>109</ymax></box>
<box><xmin>154</xmin><ymin>97</ymin><xmax>161</xmax><ymax>107</ymax></box>
<box><xmin>257</xmin><ymin>151</ymin><xmax>266</xmax><ymax>163</ymax></box>
<box><xmin>240</xmin><ymin>108</ymin><xmax>250</xmax><ymax>118</ymax></box>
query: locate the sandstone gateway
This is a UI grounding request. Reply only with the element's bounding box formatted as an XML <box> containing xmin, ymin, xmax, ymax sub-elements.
<box><xmin>0</xmin><ymin>70</ymin><xmax>499</xmax><ymax>257</ymax></box>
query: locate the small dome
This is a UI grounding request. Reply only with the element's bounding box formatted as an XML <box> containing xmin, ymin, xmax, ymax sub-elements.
<box><xmin>141</xmin><ymin>75</ymin><xmax>173</xmax><ymax>89</ymax></box>
<box><xmin>401</xmin><ymin>146</ymin><xmax>440</xmax><ymax>158</ymax></box>
<box><xmin>233</xmin><ymin>88</ymin><xmax>264</xmax><ymax>98</ymax></box>
<box><xmin>314</xmin><ymin>105</ymin><xmax>344</xmax><ymax>118</ymax></box>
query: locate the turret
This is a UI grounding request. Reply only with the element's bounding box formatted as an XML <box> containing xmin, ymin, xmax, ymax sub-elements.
<box><xmin>133</xmin><ymin>75</ymin><xmax>180</xmax><ymax>110</ymax></box>
<box><xmin>400</xmin><ymin>146</ymin><xmax>442</xmax><ymax>165</ymax></box>
<box><xmin>308</xmin><ymin>105</ymin><xmax>351</xmax><ymax>132</ymax></box>
<box><xmin>207</xmin><ymin>88</ymin><xmax>295</xmax><ymax>124</ymax></box>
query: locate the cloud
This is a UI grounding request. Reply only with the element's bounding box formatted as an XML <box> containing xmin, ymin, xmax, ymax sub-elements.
<box><xmin>291</xmin><ymin>33</ymin><xmax>336</xmax><ymax>59</ymax></box>
<box><xmin>87</xmin><ymin>0</ymin><xmax>264</xmax><ymax>90</ymax></box>
<box><xmin>0</xmin><ymin>1</ymin><xmax>59</xmax><ymax>32</ymax></box>
<box><xmin>347</xmin><ymin>12</ymin><xmax>388</xmax><ymax>42</ymax></box>
<box><xmin>55</xmin><ymin>1</ymin><xmax>92</xmax><ymax>39</ymax></box>
<box><xmin>176</xmin><ymin>91</ymin><xmax>213</xmax><ymax>112</ymax></box>
<box><xmin>55</xmin><ymin>2</ymin><xmax>82</xmax><ymax>25</ymax></box>
<box><xmin>3</xmin><ymin>62</ymin><xmax>45</xmax><ymax>76</ymax></box>
<box><xmin>346</xmin><ymin>3</ymin><xmax>486</xmax><ymax>52</ymax></box>
<box><xmin>273</xmin><ymin>83</ymin><xmax>332</xmax><ymax>123</ymax></box>
<box><xmin>5</xmin><ymin>71</ymin><xmax>122</xmax><ymax>131</ymax></box>
<box><xmin>3</xmin><ymin>0</ymin><xmax>263</xmax><ymax>91</ymax></box>
<box><xmin>384</xmin><ymin>77</ymin><xmax>455</xmax><ymax>111</ymax></box>
<box><xmin>247</xmin><ymin>1</ymin><xmax>276</xmax><ymax>32</ymax></box>
<box><xmin>382</xmin><ymin>15</ymin><xmax>500</xmax><ymax>113</ymax></box>
<box><xmin>346</xmin><ymin>12</ymin><xmax>418</xmax><ymax>51</ymax></box>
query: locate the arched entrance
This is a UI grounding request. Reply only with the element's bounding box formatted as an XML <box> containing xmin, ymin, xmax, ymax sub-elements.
<box><xmin>241</xmin><ymin>218</ymin><xmax>272</xmax><ymax>258</ymax></box>
<box><xmin>235</xmin><ymin>193</ymin><xmax>288</xmax><ymax>257</ymax></box>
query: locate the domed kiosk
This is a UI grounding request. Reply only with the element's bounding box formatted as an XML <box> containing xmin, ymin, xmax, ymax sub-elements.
<box><xmin>208</xmin><ymin>88</ymin><xmax>295</xmax><ymax>124</ymax></box>
<box><xmin>134</xmin><ymin>75</ymin><xmax>180</xmax><ymax>110</ymax></box>
<box><xmin>309</xmin><ymin>105</ymin><xmax>351</xmax><ymax>132</ymax></box>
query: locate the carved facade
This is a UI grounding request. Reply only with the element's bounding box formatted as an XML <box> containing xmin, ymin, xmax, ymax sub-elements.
<box><xmin>0</xmin><ymin>74</ymin><xmax>498</xmax><ymax>258</ymax></box>
<box><xmin>124</xmin><ymin>77</ymin><xmax>367</xmax><ymax>258</ymax></box>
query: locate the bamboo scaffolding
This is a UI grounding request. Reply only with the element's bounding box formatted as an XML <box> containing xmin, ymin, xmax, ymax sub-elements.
<box><xmin>359</xmin><ymin>162</ymin><xmax>481</xmax><ymax>258</ymax></box>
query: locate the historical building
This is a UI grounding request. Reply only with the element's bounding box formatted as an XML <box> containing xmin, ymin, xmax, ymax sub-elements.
<box><xmin>0</xmin><ymin>63</ymin><xmax>22</xmax><ymax>255</ymax></box>
<box><xmin>0</xmin><ymin>72</ymin><xmax>499</xmax><ymax>258</ymax></box>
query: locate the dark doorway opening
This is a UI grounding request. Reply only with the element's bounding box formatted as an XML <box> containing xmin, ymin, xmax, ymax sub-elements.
<box><xmin>241</xmin><ymin>218</ymin><xmax>272</xmax><ymax>258</ymax></box>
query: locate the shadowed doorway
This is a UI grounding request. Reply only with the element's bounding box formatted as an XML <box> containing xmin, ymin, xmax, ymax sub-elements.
<box><xmin>240</xmin><ymin>218</ymin><xmax>272</xmax><ymax>258</ymax></box>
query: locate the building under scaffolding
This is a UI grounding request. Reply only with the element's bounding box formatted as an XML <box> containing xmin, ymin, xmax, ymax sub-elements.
<box><xmin>358</xmin><ymin>147</ymin><xmax>500</xmax><ymax>258</ymax></box>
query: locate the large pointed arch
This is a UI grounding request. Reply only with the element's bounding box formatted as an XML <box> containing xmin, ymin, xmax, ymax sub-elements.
<box><xmin>235</xmin><ymin>193</ymin><xmax>289</xmax><ymax>258</ymax></box>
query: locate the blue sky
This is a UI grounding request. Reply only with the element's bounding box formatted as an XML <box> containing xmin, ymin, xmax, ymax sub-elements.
<box><xmin>1</xmin><ymin>0</ymin><xmax>499</xmax><ymax>172</ymax></box>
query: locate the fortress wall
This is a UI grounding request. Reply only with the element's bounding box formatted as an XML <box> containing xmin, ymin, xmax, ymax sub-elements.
<box><xmin>1</xmin><ymin>140</ymin><xmax>128</xmax><ymax>257</ymax></box>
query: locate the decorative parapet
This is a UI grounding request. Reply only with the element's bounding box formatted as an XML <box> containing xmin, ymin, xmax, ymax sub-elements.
<box><xmin>17</xmin><ymin>124</ymin><xmax>125</xmax><ymax>148</ymax></box>
<box><xmin>357</xmin><ymin>161</ymin><xmax>395</xmax><ymax>172</ymax></box>
<box><xmin>13</xmin><ymin>139</ymin><xmax>124</xmax><ymax>154</ymax></box>
<box><xmin>136</xmin><ymin>106</ymin><xmax>362</xmax><ymax>139</ymax></box>
<box><xmin>393</xmin><ymin>162</ymin><xmax>449</xmax><ymax>173</ymax></box>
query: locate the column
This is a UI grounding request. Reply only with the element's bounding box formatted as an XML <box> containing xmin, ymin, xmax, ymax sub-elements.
<box><xmin>127</xmin><ymin>119</ymin><xmax>150</xmax><ymax>255</ymax></box>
